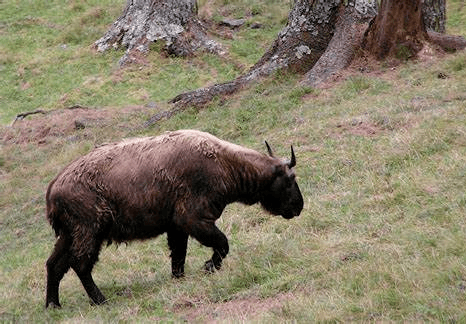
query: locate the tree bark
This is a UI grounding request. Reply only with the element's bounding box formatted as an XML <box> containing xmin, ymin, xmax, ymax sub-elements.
<box><xmin>423</xmin><ymin>0</ymin><xmax>445</xmax><ymax>33</ymax></box>
<box><xmin>94</xmin><ymin>0</ymin><xmax>223</xmax><ymax>65</ymax></box>
<box><xmin>427</xmin><ymin>30</ymin><xmax>466</xmax><ymax>51</ymax></box>
<box><xmin>363</xmin><ymin>0</ymin><xmax>428</xmax><ymax>60</ymax></box>
<box><xmin>248</xmin><ymin>0</ymin><xmax>341</xmax><ymax>75</ymax></box>
<box><xmin>303</xmin><ymin>1</ymin><xmax>377</xmax><ymax>87</ymax></box>
<box><xmin>171</xmin><ymin>0</ymin><xmax>380</xmax><ymax>107</ymax></box>
<box><xmin>364</xmin><ymin>0</ymin><xmax>465</xmax><ymax>59</ymax></box>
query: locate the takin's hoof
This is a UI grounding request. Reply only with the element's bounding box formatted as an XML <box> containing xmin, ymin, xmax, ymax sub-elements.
<box><xmin>172</xmin><ymin>271</ymin><xmax>185</xmax><ymax>279</ymax></box>
<box><xmin>203</xmin><ymin>260</ymin><xmax>222</xmax><ymax>274</ymax></box>
<box><xmin>45</xmin><ymin>301</ymin><xmax>61</xmax><ymax>309</ymax></box>
<box><xmin>90</xmin><ymin>294</ymin><xmax>107</xmax><ymax>306</ymax></box>
<box><xmin>203</xmin><ymin>260</ymin><xmax>216</xmax><ymax>274</ymax></box>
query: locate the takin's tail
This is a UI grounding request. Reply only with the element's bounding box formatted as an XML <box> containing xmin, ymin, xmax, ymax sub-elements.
<box><xmin>45</xmin><ymin>179</ymin><xmax>62</xmax><ymax>237</ymax></box>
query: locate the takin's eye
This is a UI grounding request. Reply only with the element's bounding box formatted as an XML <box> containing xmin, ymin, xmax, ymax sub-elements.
<box><xmin>272</xmin><ymin>173</ymin><xmax>295</xmax><ymax>192</ymax></box>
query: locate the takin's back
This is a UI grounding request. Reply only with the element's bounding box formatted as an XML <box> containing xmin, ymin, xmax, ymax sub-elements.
<box><xmin>47</xmin><ymin>130</ymin><xmax>271</xmax><ymax>200</ymax></box>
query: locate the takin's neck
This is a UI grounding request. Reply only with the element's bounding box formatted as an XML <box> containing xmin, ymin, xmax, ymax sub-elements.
<box><xmin>222</xmin><ymin>151</ymin><xmax>275</xmax><ymax>206</ymax></box>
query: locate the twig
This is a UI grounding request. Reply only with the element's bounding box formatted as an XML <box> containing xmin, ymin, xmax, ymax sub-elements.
<box><xmin>66</xmin><ymin>104</ymin><xmax>89</xmax><ymax>110</ymax></box>
<box><xmin>12</xmin><ymin>109</ymin><xmax>46</xmax><ymax>126</ymax></box>
<box><xmin>11</xmin><ymin>104</ymin><xmax>91</xmax><ymax>126</ymax></box>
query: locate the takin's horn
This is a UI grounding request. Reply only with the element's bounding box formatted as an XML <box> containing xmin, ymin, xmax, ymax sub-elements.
<box><xmin>288</xmin><ymin>145</ymin><xmax>296</xmax><ymax>168</ymax></box>
<box><xmin>265</xmin><ymin>141</ymin><xmax>274</xmax><ymax>157</ymax></box>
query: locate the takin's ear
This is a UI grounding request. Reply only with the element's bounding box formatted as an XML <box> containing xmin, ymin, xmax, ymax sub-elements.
<box><xmin>288</xmin><ymin>145</ymin><xmax>296</xmax><ymax>168</ymax></box>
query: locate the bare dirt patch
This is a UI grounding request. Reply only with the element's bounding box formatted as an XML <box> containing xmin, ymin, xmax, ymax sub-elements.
<box><xmin>337</xmin><ymin>120</ymin><xmax>382</xmax><ymax>137</ymax></box>
<box><xmin>173</xmin><ymin>293</ymin><xmax>293</xmax><ymax>322</ymax></box>
<box><xmin>314</xmin><ymin>53</ymin><xmax>398</xmax><ymax>90</ymax></box>
<box><xmin>332</xmin><ymin>116</ymin><xmax>388</xmax><ymax>139</ymax></box>
<box><xmin>1</xmin><ymin>105</ymin><xmax>151</xmax><ymax>145</ymax></box>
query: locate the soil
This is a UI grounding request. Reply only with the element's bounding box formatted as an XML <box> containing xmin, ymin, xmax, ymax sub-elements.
<box><xmin>172</xmin><ymin>293</ymin><xmax>294</xmax><ymax>322</ymax></box>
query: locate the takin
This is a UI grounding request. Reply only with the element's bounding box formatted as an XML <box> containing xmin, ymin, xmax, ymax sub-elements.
<box><xmin>45</xmin><ymin>129</ymin><xmax>303</xmax><ymax>308</ymax></box>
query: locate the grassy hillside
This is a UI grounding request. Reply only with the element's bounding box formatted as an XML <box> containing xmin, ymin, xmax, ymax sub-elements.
<box><xmin>1</xmin><ymin>0</ymin><xmax>466</xmax><ymax>322</ymax></box>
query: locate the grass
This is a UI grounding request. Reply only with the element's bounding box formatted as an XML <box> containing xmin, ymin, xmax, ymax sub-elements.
<box><xmin>1</xmin><ymin>0</ymin><xmax>466</xmax><ymax>322</ymax></box>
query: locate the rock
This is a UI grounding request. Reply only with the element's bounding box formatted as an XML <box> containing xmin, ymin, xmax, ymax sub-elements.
<box><xmin>220</xmin><ymin>18</ymin><xmax>246</xmax><ymax>28</ymax></box>
<box><xmin>74</xmin><ymin>119</ymin><xmax>86</xmax><ymax>130</ymax></box>
<box><xmin>250</xmin><ymin>22</ymin><xmax>263</xmax><ymax>29</ymax></box>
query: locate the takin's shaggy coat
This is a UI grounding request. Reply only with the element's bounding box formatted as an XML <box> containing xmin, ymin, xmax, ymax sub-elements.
<box><xmin>45</xmin><ymin>129</ymin><xmax>303</xmax><ymax>308</ymax></box>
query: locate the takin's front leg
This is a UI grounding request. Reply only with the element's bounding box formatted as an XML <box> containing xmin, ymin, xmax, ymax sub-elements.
<box><xmin>188</xmin><ymin>220</ymin><xmax>229</xmax><ymax>273</ymax></box>
<box><xmin>167</xmin><ymin>227</ymin><xmax>189</xmax><ymax>278</ymax></box>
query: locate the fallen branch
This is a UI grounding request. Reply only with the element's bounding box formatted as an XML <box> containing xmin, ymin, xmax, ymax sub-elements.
<box><xmin>12</xmin><ymin>109</ymin><xmax>46</xmax><ymax>126</ymax></box>
<box><xmin>11</xmin><ymin>105</ymin><xmax>91</xmax><ymax>126</ymax></box>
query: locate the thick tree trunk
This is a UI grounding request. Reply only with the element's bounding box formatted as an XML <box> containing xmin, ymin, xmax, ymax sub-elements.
<box><xmin>424</xmin><ymin>0</ymin><xmax>466</xmax><ymax>51</ymax></box>
<box><xmin>248</xmin><ymin>0</ymin><xmax>340</xmax><ymax>75</ymax></box>
<box><xmin>94</xmin><ymin>0</ymin><xmax>223</xmax><ymax>65</ymax></box>
<box><xmin>170</xmin><ymin>0</ymin><xmax>380</xmax><ymax>108</ymax></box>
<box><xmin>363</xmin><ymin>0</ymin><xmax>465</xmax><ymax>59</ymax></box>
<box><xmin>363</xmin><ymin>0</ymin><xmax>428</xmax><ymax>60</ymax></box>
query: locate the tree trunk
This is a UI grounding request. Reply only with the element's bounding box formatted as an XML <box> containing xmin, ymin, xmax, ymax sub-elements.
<box><xmin>363</xmin><ymin>0</ymin><xmax>427</xmax><ymax>60</ymax></box>
<box><xmin>94</xmin><ymin>0</ymin><xmax>223</xmax><ymax>65</ymax></box>
<box><xmin>423</xmin><ymin>0</ymin><xmax>466</xmax><ymax>51</ymax></box>
<box><xmin>248</xmin><ymin>0</ymin><xmax>341</xmax><ymax>75</ymax></box>
<box><xmin>363</xmin><ymin>0</ymin><xmax>465</xmax><ymax>59</ymax></box>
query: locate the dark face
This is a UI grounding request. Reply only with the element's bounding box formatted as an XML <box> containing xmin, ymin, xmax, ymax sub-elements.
<box><xmin>260</xmin><ymin>164</ymin><xmax>304</xmax><ymax>219</ymax></box>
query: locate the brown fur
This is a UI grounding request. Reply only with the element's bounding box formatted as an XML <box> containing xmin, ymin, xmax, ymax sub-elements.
<box><xmin>45</xmin><ymin>130</ymin><xmax>303</xmax><ymax>308</ymax></box>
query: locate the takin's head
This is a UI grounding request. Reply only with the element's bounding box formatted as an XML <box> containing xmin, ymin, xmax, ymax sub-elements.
<box><xmin>260</xmin><ymin>142</ymin><xmax>304</xmax><ymax>219</ymax></box>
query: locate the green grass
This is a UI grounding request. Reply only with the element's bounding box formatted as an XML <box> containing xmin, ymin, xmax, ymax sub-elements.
<box><xmin>2</xmin><ymin>0</ymin><xmax>466</xmax><ymax>322</ymax></box>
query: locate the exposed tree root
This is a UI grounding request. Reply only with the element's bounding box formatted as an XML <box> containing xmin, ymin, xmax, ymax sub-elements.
<box><xmin>428</xmin><ymin>31</ymin><xmax>466</xmax><ymax>52</ymax></box>
<box><xmin>165</xmin><ymin>0</ymin><xmax>465</xmax><ymax>115</ymax></box>
<box><xmin>166</xmin><ymin>1</ymin><xmax>379</xmax><ymax>113</ymax></box>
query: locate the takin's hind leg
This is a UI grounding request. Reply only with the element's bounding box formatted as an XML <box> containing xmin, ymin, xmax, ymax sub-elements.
<box><xmin>70</xmin><ymin>238</ymin><xmax>106</xmax><ymax>305</ymax></box>
<box><xmin>46</xmin><ymin>234</ymin><xmax>71</xmax><ymax>308</ymax></box>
